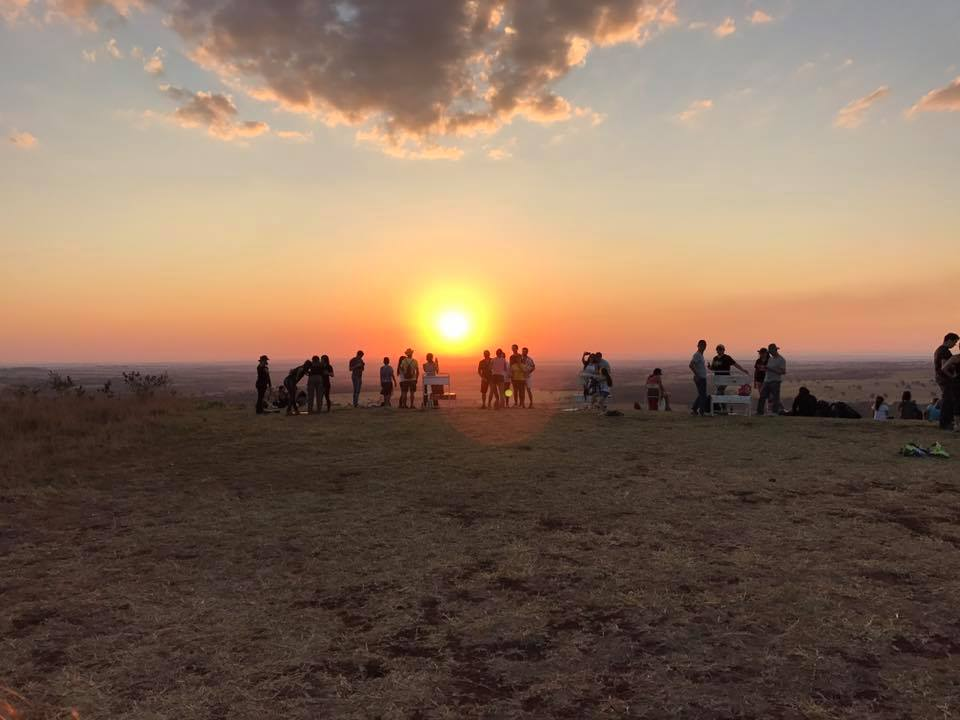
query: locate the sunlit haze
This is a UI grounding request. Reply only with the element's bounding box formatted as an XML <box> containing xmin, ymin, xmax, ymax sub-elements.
<box><xmin>2</xmin><ymin>0</ymin><xmax>958</xmax><ymax>362</ymax></box>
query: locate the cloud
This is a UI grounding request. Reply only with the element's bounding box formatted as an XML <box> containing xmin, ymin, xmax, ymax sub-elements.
<box><xmin>834</xmin><ymin>86</ymin><xmax>890</xmax><ymax>129</ymax></box>
<box><xmin>9</xmin><ymin>130</ymin><xmax>38</xmax><ymax>149</ymax></box>
<box><xmin>908</xmin><ymin>77</ymin><xmax>960</xmax><ymax>116</ymax></box>
<box><xmin>0</xmin><ymin>0</ymin><xmax>31</xmax><ymax>23</ymax></box>
<box><xmin>748</xmin><ymin>10</ymin><xmax>772</xmax><ymax>24</ymax></box>
<box><xmin>143</xmin><ymin>46</ymin><xmax>165</xmax><ymax>75</ymax></box>
<box><xmin>713</xmin><ymin>17</ymin><xmax>736</xmax><ymax>38</ymax></box>
<box><xmin>675</xmin><ymin>99</ymin><xmax>713</xmax><ymax>124</ymax></box>
<box><xmin>837</xmin><ymin>58</ymin><xmax>854</xmax><ymax>71</ymax></box>
<box><xmin>159</xmin><ymin>85</ymin><xmax>269</xmax><ymax>141</ymax></box>
<box><xmin>687</xmin><ymin>21</ymin><xmax>707</xmax><ymax>30</ymax></box>
<box><xmin>161</xmin><ymin>0</ymin><xmax>677</xmax><ymax>154</ymax></box>
<box><xmin>104</xmin><ymin>37</ymin><xmax>121</xmax><ymax>59</ymax></box>
<box><xmin>82</xmin><ymin>48</ymin><xmax>97</xmax><ymax>62</ymax></box>
<box><xmin>44</xmin><ymin>0</ymin><xmax>143</xmax><ymax>30</ymax></box>
<box><xmin>275</xmin><ymin>129</ymin><xmax>313</xmax><ymax>143</ymax></box>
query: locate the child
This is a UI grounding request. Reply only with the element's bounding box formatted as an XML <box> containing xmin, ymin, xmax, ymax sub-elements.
<box><xmin>874</xmin><ymin>396</ymin><xmax>890</xmax><ymax>421</ymax></box>
<box><xmin>380</xmin><ymin>357</ymin><xmax>396</xmax><ymax>407</ymax></box>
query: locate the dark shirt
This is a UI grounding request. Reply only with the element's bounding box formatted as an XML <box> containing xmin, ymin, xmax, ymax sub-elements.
<box><xmin>899</xmin><ymin>401</ymin><xmax>923</xmax><ymax>420</ymax></box>
<box><xmin>935</xmin><ymin>345</ymin><xmax>953</xmax><ymax>385</ymax></box>
<box><xmin>286</xmin><ymin>367</ymin><xmax>305</xmax><ymax>386</ymax></box>
<box><xmin>711</xmin><ymin>354</ymin><xmax>736</xmax><ymax>374</ymax></box>
<box><xmin>754</xmin><ymin>358</ymin><xmax>767</xmax><ymax>384</ymax></box>
<box><xmin>349</xmin><ymin>356</ymin><xmax>365</xmax><ymax>379</ymax></box>
<box><xmin>792</xmin><ymin>391</ymin><xmax>818</xmax><ymax>417</ymax></box>
<box><xmin>256</xmin><ymin>364</ymin><xmax>271</xmax><ymax>388</ymax></box>
<box><xmin>509</xmin><ymin>353</ymin><xmax>522</xmax><ymax>367</ymax></box>
<box><xmin>478</xmin><ymin>358</ymin><xmax>492</xmax><ymax>379</ymax></box>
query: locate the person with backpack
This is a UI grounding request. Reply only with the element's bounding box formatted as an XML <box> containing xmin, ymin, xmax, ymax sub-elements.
<box><xmin>284</xmin><ymin>360</ymin><xmax>311</xmax><ymax>416</ymax></box>
<box><xmin>398</xmin><ymin>348</ymin><xmax>419</xmax><ymax>410</ymax></box>
<box><xmin>478</xmin><ymin>350</ymin><xmax>493</xmax><ymax>408</ymax></box>
<box><xmin>756</xmin><ymin>343</ymin><xmax>786</xmax><ymax>416</ymax></box>
<box><xmin>348</xmin><ymin>351</ymin><xmax>365</xmax><ymax>408</ymax></box>
<box><xmin>255</xmin><ymin>355</ymin><xmax>271</xmax><ymax>415</ymax></box>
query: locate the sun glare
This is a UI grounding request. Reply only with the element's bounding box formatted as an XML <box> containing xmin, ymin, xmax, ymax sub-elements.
<box><xmin>438</xmin><ymin>311</ymin><xmax>469</xmax><ymax>341</ymax></box>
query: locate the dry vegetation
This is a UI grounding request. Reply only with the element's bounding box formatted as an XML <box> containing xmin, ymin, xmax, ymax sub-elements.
<box><xmin>1</xmin><ymin>396</ymin><xmax>958</xmax><ymax>719</ymax></box>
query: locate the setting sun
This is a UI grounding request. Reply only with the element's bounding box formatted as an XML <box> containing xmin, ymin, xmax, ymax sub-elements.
<box><xmin>438</xmin><ymin>311</ymin><xmax>469</xmax><ymax>341</ymax></box>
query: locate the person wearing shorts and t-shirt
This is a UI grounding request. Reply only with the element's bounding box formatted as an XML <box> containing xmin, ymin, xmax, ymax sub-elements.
<box><xmin>379</xmin><ymin>357</ymin><xmax>396</xmax><ymax>407</ymax></box>
<box><xmin>478</xmin><ymin>350</ymin><xmax>493</xmax><ymax>408</ymax></box>
<box><xmin>646</xmin><ymin>368</ymin><xmax>665</xmax><ymax>410</ymax></box>
<box><xmin>521</xmin><ymin>348</ymin><xmax>536</xmax><ymax>408</ymax></box>
<box><xmin>398</xmin><ymin>349</ymin><xmax>419</xmax><ymax>410</ymax></box>
<box><xmin>489</xmin><ymin>349</ymin><xmax>509</xmax><ymax>409</ymax></box>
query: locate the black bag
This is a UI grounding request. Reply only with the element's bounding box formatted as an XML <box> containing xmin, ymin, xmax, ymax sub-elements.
<box><xmin>815</xmin><ymin>400</ymin><xmax>833</xmax><ymax>418</ymax></box>
<box><xmin>831</xmin><ymin>402</ymin><xmax>862</xmax><ymax>420</ymax></box>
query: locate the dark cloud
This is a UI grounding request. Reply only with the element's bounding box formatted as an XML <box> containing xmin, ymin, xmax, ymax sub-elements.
<box><xmin>166</xmin><ymin>0</ymin><xmax>676</xmax><ymax>154</ymax></box>
<box><xmin>160</xmin><ymin>84</ymin><xmax>269</xmax><ymax>141</ymax></box>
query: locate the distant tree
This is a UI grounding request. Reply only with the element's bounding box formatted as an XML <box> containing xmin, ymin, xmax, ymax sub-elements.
<box><xmin>98</xmin><ymin>380</ymin><xmax>114</xmax><ymax>399</ymax></box>
<box><xmin>122</xmin><ymin>371</ymin><xmax>170</xmax><ymax>398</ymax></box>
<box><xmin>48</xmin><ymin>371</ymin><xmax>75</xmax><ymax>394</ymax></box>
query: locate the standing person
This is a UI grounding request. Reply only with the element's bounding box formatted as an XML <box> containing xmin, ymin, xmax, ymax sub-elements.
<box><xmin>873</xmin><ymin>396</ymin><xmax>890</xmax><ymax>421</ymax></box>
<box><xmin>307</xmin><ymin>355</ymin><xmax>325</xmax><ymax>414</ymax></box>
<box><xmin>348</xmin><ymin>351</ymin><xmax>365</xmax><ymax>407</ymax></box>
<box><xmin>319</xmin><ymin>354</ymin><xmax>335</xmax><ymax>412</ymax></box>
<box><xmin>478</xmin><ymin>350</ymin><xmax>493</xmax><ymax>408</ymax></box>
<box><xmin>581</xmin><ymin>352</ymin><xmax>595</xmax><ymax>402</ymax></box>
<box><xmin>510</xmin><ymin>352</ymin><xmax>527</xmax><ymax>408</ymax></box>
<box><xmin>710</xmin><ymin>344</ymin><xmax>749</xmax><ymax>414</ymax></box>
<box><xmin>934</xmin><ymin>333</ymin><xmax>959</xmax><ymax>431</ymax></box>
<box><xmin>521</xmin><ymin>347</ymin><xmax>536</xmax><ymax>408</ymax></box>
<box><xmin>754</xmin><ymin>348</ymin><xmax>769</xmax><ymax>392</ymax></box>
<box><xmin>422</xmin><ymin>353</ymin><xmax>441</xmax><ymax>407</ymax></box>
<box><xmin>597</xmin><ymin>361</ymin><xmax>613</xmax><ymax>411</ymax></box>
<box><xmin>505</xmin><ymin>345</ymin><xmax>522</xmax><ymax>407</ymax></box>
<box><xmin>398</xmin><ymin>348</ymin><xmax>419</xmax><ymax>410</ymax></box>
<box><xmin>646</xmin><ymin>368</ymin><xmax>666</xmax><ymax>410</ymax></box>
<box><xmin>284</xmin><ymin>360</ymin><xmax>311</xmax><ymax>416</ymax></box>
<box><xmin>379</xmin><ymin>357</ymin><xmax>396</xmax><ymax>407</ymax></box>
<box><xmin>489</xmin><ymin>348</ymin><xmax>509</xmax><ymax>409</ymax></box>
<box><xmin>255</xmin><ymin>355</ymin><xmax>271</xmax><ymax>414</ymax></box>
<box><xmin>757</xmin><ymin>343</ymin><xmax>787</xmax><ymax>416</ymax></box>
<box><xmin>689</xmin><ymin>340</ymin><xmax>709</xmax><ymax>416</ymax></box>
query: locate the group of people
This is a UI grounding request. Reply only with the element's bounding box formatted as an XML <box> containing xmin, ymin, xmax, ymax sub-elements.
<box><xmin>687</xmin><ymin>341</ymin><xmax>786</xmax><ymax>416</ymax></box>
<box><xmin>253</xmin><ymin>332</ymin><xmax>960</xmax><ymax>431</ymax></box>
<box><xmin>477</xmin><ymin>345</ymin><xmax>537</xmax><ymax>409</ymax></box>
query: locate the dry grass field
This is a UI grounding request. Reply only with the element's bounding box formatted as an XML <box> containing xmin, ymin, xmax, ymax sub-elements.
<box><xmin>2</xmin><ymin>396</ymin><xmax>959</xmax><ymax>719</ymax></box>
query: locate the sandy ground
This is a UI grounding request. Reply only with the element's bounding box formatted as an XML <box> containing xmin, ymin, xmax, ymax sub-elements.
<box><xmin>1</xmin><ymin>398</ymin><xmax>958</xmax><ymax>719</ymax></box>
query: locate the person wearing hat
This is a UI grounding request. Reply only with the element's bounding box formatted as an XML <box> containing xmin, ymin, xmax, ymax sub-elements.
<box><xmin>757</xmin><ymin>343</ymin><xmax>786</xmax><ymax>416</ymax></box>
<box><xmin>255</xmin><ymin>355</ymin><xmax>271</xmax><ymax>415</ymax></box>
<box><xmin>753</xmin><ymin>348</ymin><xmax>769</xmax><ymax>392</ymax></box>
<box><xmin>397</xmin><ymin>348</ymin><xmax>419</xmax><ymax>410</ymax></box>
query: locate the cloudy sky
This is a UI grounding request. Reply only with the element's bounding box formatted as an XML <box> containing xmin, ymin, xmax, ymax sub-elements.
<box><xmin>2</xmin><ymin>0</ymin><xmax>958</xmax><ymax>361</ymax></box>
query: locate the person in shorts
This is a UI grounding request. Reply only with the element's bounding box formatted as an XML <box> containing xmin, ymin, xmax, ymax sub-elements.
<box><xmin>380</xmin><ymin>357</ymin><xmax>396</xmax><ymax>407</ymax></box>
<box><xmin>521</xmin><ymin>347</ymin><xmax>536</xmax><ymax>408</ymax></box>
<box><xmin>646</xmin><ymin>368</ymin><xmax>665</xmax><ymax>410</ymax></box>
<box><xmin>398</xmin><ymin>348</ymin><xmax>419</xmax><ymax>410</ymax></box>
<box><xmin>478</xmin><ymin>350</ymin><xmax>492</xmax><ymax>408</ymax></box>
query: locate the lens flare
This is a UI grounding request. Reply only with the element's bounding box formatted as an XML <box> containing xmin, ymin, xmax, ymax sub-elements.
<box><xmin>438</xmin><ymin>311</ymin><xmax>469</xmax><ymax>341</ymax></box>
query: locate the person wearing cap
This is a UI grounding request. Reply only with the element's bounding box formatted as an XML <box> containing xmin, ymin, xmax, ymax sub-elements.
<box><xmin>754</xmin><ymin>348</ymin><xmax>769</xmax><ymax>392</ymax></box>
<box><xmin>757</xmin><ymin>343</ymin><xmax>787</xmax><ymax>416</ymax></box>
<box><xmin>397</xmin><ymin>348</ymin><xmax>419</xmax><ymax>410</ymax></box>
<box><xmin>255</xmin><ymin>355</ymin><xmax>271</xmax><ymax>415</ymax></box>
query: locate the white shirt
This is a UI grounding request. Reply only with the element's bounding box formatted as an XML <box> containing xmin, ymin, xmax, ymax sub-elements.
<box><xmin>874</xmin><ymin>404</ymin><xmax>890</xmax><ymax>421</ymax></box>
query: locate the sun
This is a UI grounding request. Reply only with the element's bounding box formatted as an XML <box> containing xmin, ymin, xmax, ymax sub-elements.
<box><xmin>438</xmin><ymin>310</ymin><xmax>469</xmax><ymax>341</ymax></box>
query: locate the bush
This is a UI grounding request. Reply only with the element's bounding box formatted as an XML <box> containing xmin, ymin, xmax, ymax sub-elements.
<box><xmin>122</xmin><ymin>371</ymin><xmax>171</xmax><ymax>398</ymax></box>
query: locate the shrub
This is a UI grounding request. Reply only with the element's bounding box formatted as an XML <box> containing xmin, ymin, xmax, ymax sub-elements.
<box><xmin>122</xmin><ymin>371</ymin><xmax>171</xmax><ymax>398</ymax></box>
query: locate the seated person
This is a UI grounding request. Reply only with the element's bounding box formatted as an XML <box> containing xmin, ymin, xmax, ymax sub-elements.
<box><xmin>273</xmin><ymin>384</ymin><xmax>290</xmax><ymax>409</ymax></box>
<box><xmin>926</xmin><ymin>398</ymin><xmax>941</xmax><ymax>422</ymax></box>
<box><xmin>791</xmin><ymin>386</ymin><xmax>818</xmax><ymax>417</ymax></box>
<box><xmin>898</xmin><ymin>391</ymin><xmax>923</xmax><ymax>420</ymax></box>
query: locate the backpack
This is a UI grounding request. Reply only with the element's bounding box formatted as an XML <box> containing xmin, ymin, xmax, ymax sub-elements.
<box><xmin>831</xmin><ymin>402</ymin><xmax>862</xmax><ymax>420</ymax></box>
<box><xmin>401</xmin><ymin>358</ymin><xmax>416</xmax><ymax>380</ymax></box>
